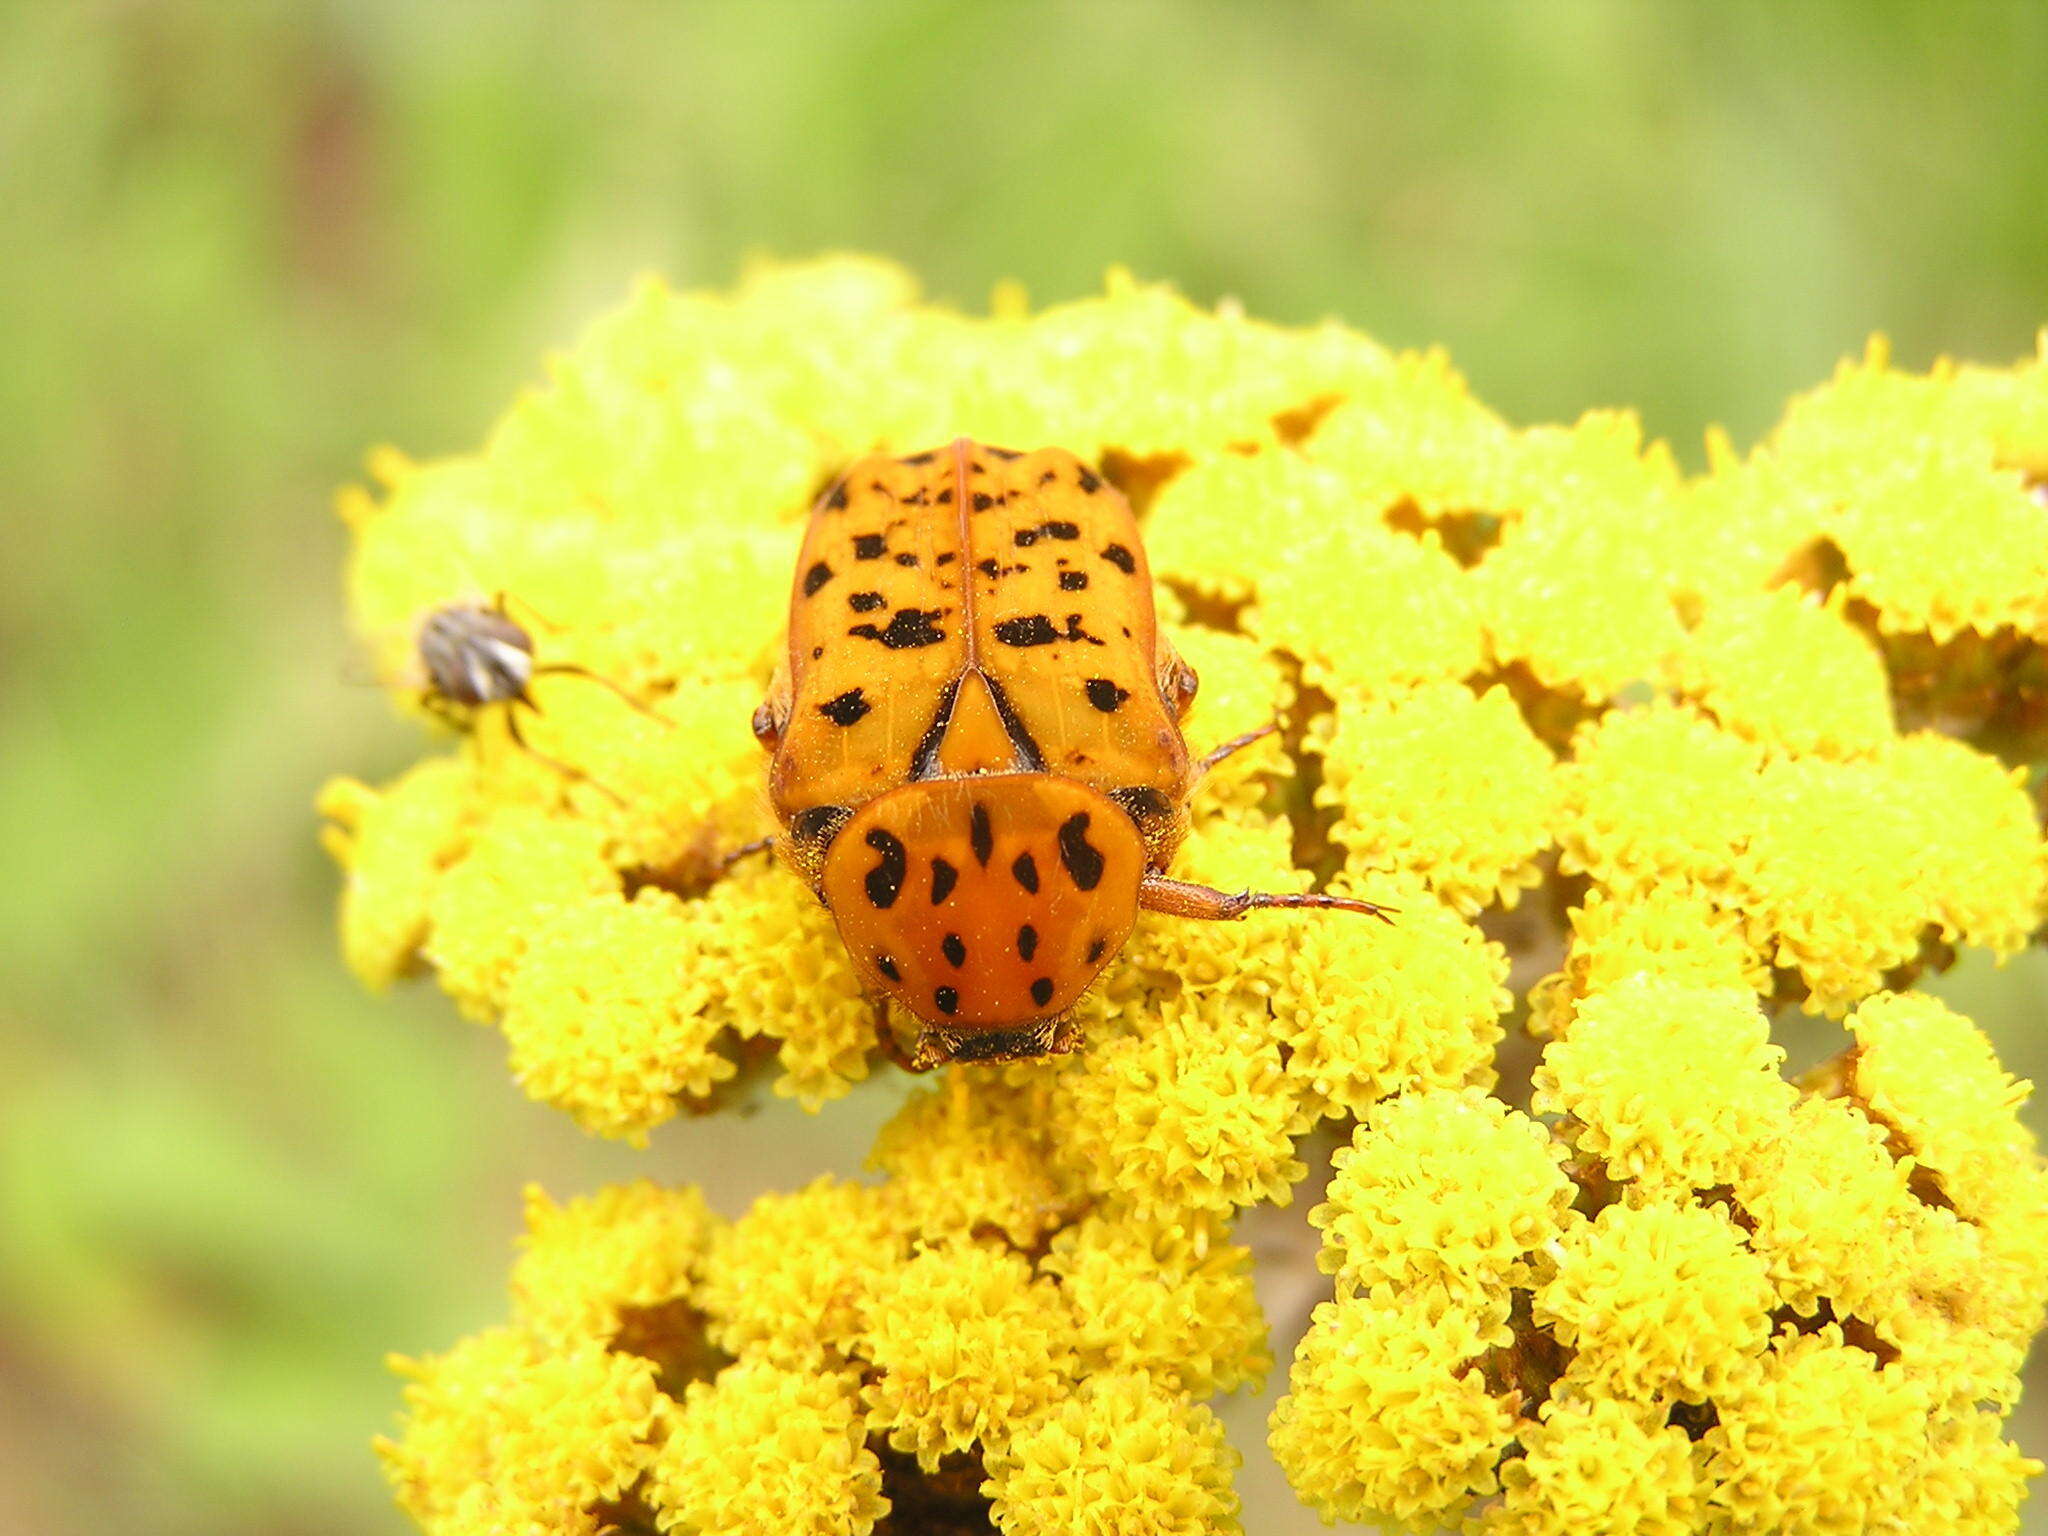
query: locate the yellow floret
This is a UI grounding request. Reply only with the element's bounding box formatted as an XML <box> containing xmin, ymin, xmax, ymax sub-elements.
<box><xmin>1877</xmin><ymin>733</ymin><xmax>2045</xmax><ymax>956</ymax></box>
<box><xmin>1849</xmin><ymin>992</ymin><xmax>2048</xmax><ymax>1338</ymax></box>
<box><xmin>645</xmin><ymin>1359</ymin><xmax>886</xmax><ymax>1536</ymax></box>
<box><xmin>511</xmin><ymin>1181</ymin><xmax>720</xmax><ymax>1349</ymax></box>
<box><xmin>501</xmin><ymin>890</ymin><xmax>736</xmax><ymax>1141</ymax></box>
<box><xmin>1050</xmin><ymin>998</ymin><xmax>1307</xmax><ymax>1222</ymax></box>
<box><xmin>1730</xmin><ymin>1095</ymin><xmax>1919</xmax><ymax>1319</ymax></box>
<box><xmin>1041</xmin><ymin>1211</ymin><xmax>1269</xmax><ymax>1397</ymax></box>
<box><xmin>1736</xmin><ymin>754</ymin><xmax>1923</xmax><ymax>1011</ymax></box>
<box><xmin>982</xmin><ymin>1370</ymin><xmax>1243</xmax><ymax>1536</ymax></box>
<box><xmin>1268</xmin><ymin>1286</ymin><xmax>1516</xmax><ymax>1532</ymax></box>
<box><xmin>1532</xmin><ymin>977</ymin><xmax>1797</xmax><ymax>1192</ymax></box>
<box><xmin>1269</xmin><ymin>874</ymin><xmax>1509</xmax><ymax>1121</ymax></box>
<box><xmin>1314</xmin><ymin>680</ymin><xmax>1556</xmax><ymax>913</ymax></box>
<box><xmin>869</xmin><ymin>1072</ymin><xmax>1082</xmax><ymax>1248</ymax></box>
<box><xmin>1485</xmin><ymin>1394</ymin><xmax>1701</xmax><ymax>1536</ymax></box>
<box><xmin>858</xmin><ymin>1240</ymin><xmax>1078</xmax><ymax>1471</ymax></box>
<box><xmin>1701</xmin><ymin>1326</ymin><xmax>1933</xmax><ymax>1534</ymax></box>
<box><xmin>1311</xmin><ymin>1088</ymin><xmax>1573</xmax><ymax>1302</ymax></box>
<box><xmin>695</xmin><ymin>1174</ymin><xmax>901</xmax><ymax>1364</ymax></box>
<box><xmin>682</xmin><ymin>859</ymin><xmax>876</xmax><ymax>1110</ymax></box>
<box><xmin>1535</xmin><ymin>1199</ymin><xmax>1774</xmax><ymax>1404</ymax></box>
<box><xmin>317</xmin><ymin>758</ymin><xmax>474</xmax><ymax>989</ymax></box>
<box><xmin>1668</xmin><ymin>586</ymin><xmax>1894</xmax><ymax>756</ymax></box>
<box><xmin>1528</xmin><ymin>885</ymin><xmax>1765</xmax><ymax>1039</ymax></box>
<box><xmin>379</xmin><ymin>1327</ymin><xmax>661</xmax><ymax>1536</ymax></box>
<box><xmin>1555</xmin><ymin>704</ymin><xmax>1761</xmax><ymax>896</ymax></box>
<box><xmin>1298</xmin><ymin>347</ymin><xmax>1517</xmax><ymax>522</ymax></box>
<box><xmin>422</xmin><ymin>806</ymin><xmax>617</xmax><ymax>1019</ymax></box>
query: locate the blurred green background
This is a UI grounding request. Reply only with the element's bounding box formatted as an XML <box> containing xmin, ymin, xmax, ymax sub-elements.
<box><xmin>3</xmin><ymin>4</ymin><xmax>2046</xmax><ymax>1532</ymax></box>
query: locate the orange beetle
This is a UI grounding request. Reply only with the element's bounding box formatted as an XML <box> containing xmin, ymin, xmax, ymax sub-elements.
<box><xmin>752</xmin><ymin>440</ymin><xmax>1390</xmax><ymax>1067</ymax></box>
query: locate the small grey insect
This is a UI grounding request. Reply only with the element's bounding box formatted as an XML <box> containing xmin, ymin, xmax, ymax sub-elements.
<box><xmin>416</xmin><ymin>597</ymin><xmax>654</xmax><ymax>797</ymax></box>
<box><xmin>418</xmin><ymin>602</ymin><xmax>536</xmax><ymax>707</ymax></box>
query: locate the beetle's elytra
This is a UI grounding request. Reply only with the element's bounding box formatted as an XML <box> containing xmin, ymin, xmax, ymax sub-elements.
<box><xmin>753</xmin><ymin>439</ymin><xmax>1390</xmax><ymax>1068</ymax></box>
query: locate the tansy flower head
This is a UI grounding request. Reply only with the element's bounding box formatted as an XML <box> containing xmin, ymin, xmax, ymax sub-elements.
<box><xmin>378</xmin><ymin>1327</ymin><xmax>661</xmax><ymax>1536</ymax></box>
<box><xmin>1268</xmin><ymin>1286</ymin><xmax>1517</xmax><ymax>1532</ymax></box>
<box><xmin>1535</xmin><ymin>1198</ymin><xmax>1775</xmax><ymax>1405</ymax></box>
<box><xmin>646</xmin><ymin>1359</ymin><xmax>887</xmax><ymax>1536</ymax></box>
<box><xmin>981</xmin><ymin>1370</ymin><xmax>1244</xmax><ymax>1536</ymax></box>
<box><xmin>857</xmin><ymin>1239</ymin><xmax>1078</xmax><ymax>1471</ymax></box>
<box><xmin>1310</xmin><ymin>1087</ymin><xmax>1575</xmax><ymax>1303</ymax></box>
<box><xmin>1531</xmin><ymin>977</ymin><xmax>1798</xmax><ymax>1193</ymax></box>
<box><xmin>336</xmin><ymin>260</ymin><xmax>2048</xmax><ymax>1533</ymax></box>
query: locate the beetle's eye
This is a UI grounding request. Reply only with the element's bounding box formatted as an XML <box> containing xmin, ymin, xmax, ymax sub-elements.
<box><xmin>751</xmin><ymin>700</ymin><xmax>782</xmax><ymax>749</ymax></box>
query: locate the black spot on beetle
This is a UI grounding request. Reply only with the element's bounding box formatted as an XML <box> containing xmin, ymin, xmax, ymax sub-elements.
<box><xmin>895</xmin><ymin>552</ymin><xmax>919</xmax><ymax>567</ymax></box>
<box><xmin>811</xmin><ymin>645</ymin><xmax>825</xmax><ymax>659</ymax></box>
<box><xmin>970</xmin><ymin>803</ymin><xmax>994</xmax><ymax>867</ymax></box>
<box><xmin>1013</xmin><ymin>526</ymin><xmax>1040</xmax><ymax>547</ymax></box>
<box><xmin>942</xmin><ymin>933</ymin><xmax>967</xmax><ymax>967</ymax></box>
<box><xmin>972</xmin><ymin>492</ymin><xmax>995</xmax><ymax>511</ymax></box>
<box><xmin>935</xmin><ymin>985</ymin><xmax>959</xmax><ymax>1016</ymax></box>
<box><xmin>817</xmin><ymin>688</ymin><xmax>871</xmax><ymax>726</ymax></box>
<box><xmin>1044</xmin><ymin>520</ymin><xmax>1080</xmax><ymax>540</ymax></box>
<box><xmin>1030</xmin><ymin>976</ymin><xmax>1055</xmax><ymax>1008</ymax></box>
<box><xmin>825</xmin><ymin>481</ymin><xmax>849</xmax><ymax>510</ymax></box>
<box><xmin>994</xmin><ymin>614</ymin><xmax>1059</xmax><ymax>647</ymax></box>
<box><xmin>1059</xmin><ymin>570</ymin><xmax>1089</xmax><ymax>591</ymax></box>
<box><xmin>935</xmin><ymin>551</ymin><xmax>957</xmax><ymax>566</ymax></box>
<box><xmin>935</xmin><ymin>487</ymin><xmax>953</xmax><ymax>504</ymax></box>
<box><xmin>1084</xmin><ymin>678</ymin><xmax>1129</xmax><ymax>713</ymax></box>
<box><xmin>803</xmin><ymin>561</ymin><xmax>834</xmax><ymax>596</ymax></box>
<box><xmin>1057</xmin><ymin>812</ymin><xmax>1106</xmax><ymax>890</ymax></box>
<box><xmin>900</xmin><ymin>449</ymin><xmax>937</xmax><ymax>465</ymax></box>
<box><xmin>1087</xmin><ymin>936</ymin><xmax>1108</xmax><ymax>964</ymax></box>
<box><xmin>931</xmin><ymin>857</ymin><xmax>959</xmax><ymax>904</ymax></box>
<box><xmin>1101</xmin><ymin>542</ymin><xmax>1135</xmax><ymax>574</ymax></box>
<box><xmin>1017</xmin><ymin>923</ymin><xmax>1039</xmax><ymax>961</ymax></box>
<box><xmin>850</xmin><ymin>608</ymin><xmax>947</xmax><ymax>648</ymax></box>
<box><xmin>853</xmin><ymin>533</ymin><xmax>887</xmax><ymax>560</ymax></box>
<box><xmin>987</xmin><ymin>445</ymin><xmax>1021</xmax><ymax>460</ymax></box>
<box><xmin>1077</xmin><ymin>466</ymin><xmax>1103</xmax><ymax>494</ymax></box>
<box><xmin>849</xmin><ymin>590</ymin><xmax>886</xmax><ymax>613</ymax></box>
<box><xmin>1012</xmin><ymin>851</ymin><xmax>1040</xmax><ymax>894</ymax></box>
<box><xmin>977</xmin><ymin>557</ymin><xmax>1002</xmax><ymax>578</ymax></box>
<box><xmin>863</xmin><ymin>828</ymin><xmax>906</xmax><ymax>909</ymax></box>
<box><xmin>876</xmin><ymin>954</ymin><xmax>901</xmax><ymax>981</ymax></box>
<box><xmin>1061</xmin><ymin>613</ymin><xmax>1106</xmax><ymax>646</ymax></box>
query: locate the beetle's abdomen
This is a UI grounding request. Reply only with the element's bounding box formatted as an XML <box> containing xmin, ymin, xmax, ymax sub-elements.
<box><xmin>820</xmin><ymin>774</ymin><xmax>1145</xmax><ymax>1033</ymax></box>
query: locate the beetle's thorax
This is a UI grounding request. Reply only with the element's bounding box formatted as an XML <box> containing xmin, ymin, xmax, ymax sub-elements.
<box><xmin>819</xmin><ymin>773</ymin><xmax>1145</xmax><ymax>1034</ymax></box>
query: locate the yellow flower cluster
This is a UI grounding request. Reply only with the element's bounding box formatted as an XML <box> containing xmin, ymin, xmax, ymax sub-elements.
<box><xmin>379</xmin><ymin>1137</ymin><xmax>1261</xmax><ymax>1536</ymax></box>
<box><xmin>334</xmin><ymin>260</ymin><xmax>2048</xmax><ymax>1532</ymax></box>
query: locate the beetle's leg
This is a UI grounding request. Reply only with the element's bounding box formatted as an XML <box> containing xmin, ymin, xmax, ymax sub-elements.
<box><xmin>1139</xmin><ymin>871</ymin><xmax>1395</xmax><ymax>924</ymax></box>
<box><xmin>1195</xmin><ymin>721</ymin><xmax>1280</xmax><ymax>779</ymax></box>
<box><xmin>529</xmin><ymin>662</ymin><xmax>665</xmax><ymax>721</ymax></box>
<box><xmin>716</xmin><ymin>836</ymin><xmax>776</xmax><ymax>874</ymax></box>
<box><xmin>502</xmin><ymin>702</ymin><xmax>625</xmax><ymax>804</ymax></box>
<box><xmin>872</xmin><ymin>1001</ymin><xmax>931</xmax><ymax>1073</ymax></box>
